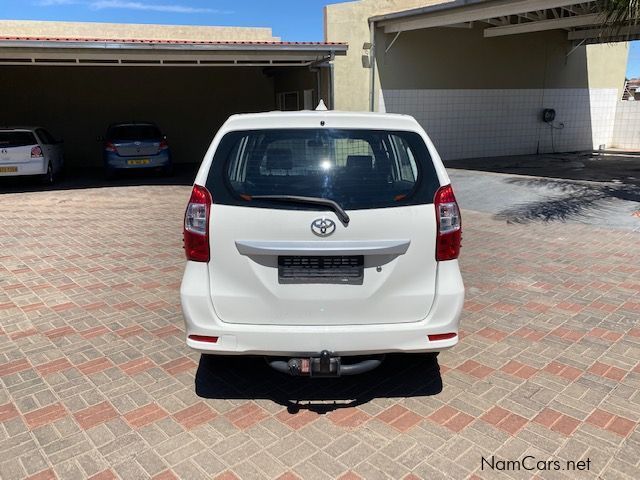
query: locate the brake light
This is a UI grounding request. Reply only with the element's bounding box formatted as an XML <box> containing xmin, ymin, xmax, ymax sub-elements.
<box><xmin>159</xmin><ymin>139</ymin><xmax>169</xmax><ymax>150</ymax></box>
<box><xmin>434</xmin><ymin>184</ymin><xmax>462</xmax><ymax>261</ymax></box>
<box><xmin>184</xmin><ymin>184</ymin><xmax>212</xmax><ymax>262</ymax></box>
<box><xmin>31</xmin><ymin>146</ymin><xmax>43</xmax><ymax>158</ymax></box>
<box><xmin>105</xmin><ymin>141</ymin><xmax>117</xmax><ymax>153</ymax></box>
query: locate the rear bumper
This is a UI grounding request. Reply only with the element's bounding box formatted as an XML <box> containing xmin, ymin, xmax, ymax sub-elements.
<box><xmin>0</xmin><ymin>159</ymin><xmax>47</xmax><ymax>177</ymax></box>
<box><xmin>180</xmin><ymin>261</ymin><xmax>465</xmax><ymax>356</ymax></box>
<box><xmin>104</xmin><ymin>151</ymin><xmax>171</xmax><ymax>170</ymax></box>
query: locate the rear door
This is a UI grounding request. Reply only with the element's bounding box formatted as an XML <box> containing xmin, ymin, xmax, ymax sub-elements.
<box><xmin>205</xmin><ymin>128</ymin><xmax>441</xmax><ymax>327</ymax></box>
<box><xmin>0</xmin><ymin>130</ymin><xmax>38</xmax><ymax>166</ymax></box>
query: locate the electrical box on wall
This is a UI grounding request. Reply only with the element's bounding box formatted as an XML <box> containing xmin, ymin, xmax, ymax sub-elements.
<box><xmin>542</xmin><ymin>108</ymin><xmax>556</xmax><ymax>123</ymax></box>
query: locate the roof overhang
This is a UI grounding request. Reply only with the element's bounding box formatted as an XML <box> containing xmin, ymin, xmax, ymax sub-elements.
<box><xmin>0</xmin><ymin>37</ymin><xmax>348</xmax><ymax>67</ymax></box>
<box><xmin>371</xmin><ymin>0</ymin><xmax>639</xmax><ymax>44</ymax></box>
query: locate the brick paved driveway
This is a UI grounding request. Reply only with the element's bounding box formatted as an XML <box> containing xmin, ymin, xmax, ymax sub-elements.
<box><xmin>1</xmin><ymin>185</ymin><xmax>639</xmax><ymax>480</ymax></box>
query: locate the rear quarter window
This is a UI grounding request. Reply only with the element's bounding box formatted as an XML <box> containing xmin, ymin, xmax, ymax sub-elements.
<box><xmin>0</xmin><ymin>131</ymin><xmax>37</xmax><ymax>148</ymax></box>
<box><xmin>206</xmin><ymin>129</ymin><xmax>440</xmax><ymax>211</ymax></box>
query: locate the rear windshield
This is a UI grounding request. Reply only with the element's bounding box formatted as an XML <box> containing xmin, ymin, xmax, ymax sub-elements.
<box><xmin>0</xmin><ymin>131</ymin><xmax>37</xmax><ymax>148</ymax></box>
<box><xmin>107</xmin><ymin>125</ymin><xmax>161</xmax><ymax>141</ymax></box>
<box><xmin>207</xmin><ymin>129</ymin><xmax>440</xmax><ymax>211</ymax></box>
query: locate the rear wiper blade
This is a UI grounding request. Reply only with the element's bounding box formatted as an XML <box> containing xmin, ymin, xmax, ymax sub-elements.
<box><xmin>248</xmin><ymin>195</ymin><xmax>350</xmax><ymax>226</ymax></box>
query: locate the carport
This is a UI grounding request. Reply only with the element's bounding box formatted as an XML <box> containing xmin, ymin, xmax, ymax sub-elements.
<box><xmin>0</xmin><ymin>37</ymin><xmax>347</xmax><ymax>167</ymax></box>
<box><xmin>366</xmin><ymin>0</ymin><xmax>632</xmax><ymax>160</ymax></box>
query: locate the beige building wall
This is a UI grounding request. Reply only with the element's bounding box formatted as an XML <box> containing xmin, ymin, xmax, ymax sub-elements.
<box><xmin>325</xmin><ymin>0</ymin><xmax>448</xmax><ymax>111</ymax></box>
<box><xmin>0</xmin><ymin>20</ymin><xmax>279</xmax><ymax>42</ymax></box>
<box><xmin>374</xmin><ymin>25</ymin><xmax>628</xmax><ymax>92</ymax></box>
<box><xmin>587</xmin><ymin>41</ymin><xmax>629</xmax><ymax>93</ymax></box>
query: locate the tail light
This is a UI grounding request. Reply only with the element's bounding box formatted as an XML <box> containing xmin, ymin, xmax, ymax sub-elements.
<box><xmin>184</xmin><ymin>184</ymin><xmax>212</xmax><ymax>262</ymax></box>
<box><xmin>31</xmin><ymin>146</ymin><xmax>43</xmax><ymax>158</ymax></box>
<box><xmin>159</xmin><ymin>140</ymin><xmax>169</xmax><ymax>150</ymax></box>
<box><xmin>434</xmin><ymin>184</ymin><xmax>461</xmax><ymax>261</ymax></box>
<box><xmin>105</xmin><ymin>141</ymin><xmax>117</xmax><ymax>153</ymax></box>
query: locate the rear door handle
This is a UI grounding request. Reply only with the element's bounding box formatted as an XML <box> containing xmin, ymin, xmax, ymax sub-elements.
<box><xmin>235</xmin><ymin>240</ymin><xmax>411</xmax><ymax>256</ymax></box>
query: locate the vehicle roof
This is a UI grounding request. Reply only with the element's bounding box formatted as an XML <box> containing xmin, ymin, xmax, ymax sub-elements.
<box><xmin>0</xmin><ymin>127</ymin><xmax>42</xmax><ymax>132</ymax></box>
<box><xmin>223</xmin><ymin>110</ymin><xmax>422</xmax><ymax>131</ymax></box>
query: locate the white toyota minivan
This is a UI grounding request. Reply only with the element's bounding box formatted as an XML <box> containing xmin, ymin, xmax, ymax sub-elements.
<box><xmin>180</xmin><ymin>110</ymin><xmax>464</xmax><ymax>376</ymax></box>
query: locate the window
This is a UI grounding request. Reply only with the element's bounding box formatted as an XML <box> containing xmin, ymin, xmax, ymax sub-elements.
<box><xmin>0</xmin><ymin>131</ymin><xmax>37</xmax><ymax>148</ymax></box>
<box><xmin>36</xmin><ymin>129</ymin><xmax>55</xmax><ymax>145</ymax></box>
<box><xmin>209</xmin><ymin>129</ymin><xmax>440</xmax><ymax>210</ymax></box>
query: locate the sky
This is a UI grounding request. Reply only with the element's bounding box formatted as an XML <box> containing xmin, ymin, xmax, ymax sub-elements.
<box><xmin>0</xmin><ymin>0</ymin><xmax>351</xmax><ymax>42</ymax></box>
<box><xmin>628</xmin><ymin>42</ymin><xmax>640</xmax><ymax>79</ymax></box>
<box><xmin>0</xmin><ymin>0</ymin><xmax>639</xmax><ymax>78</ymax></box>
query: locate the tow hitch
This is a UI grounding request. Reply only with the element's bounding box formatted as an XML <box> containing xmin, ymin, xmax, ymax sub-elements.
<box><xmin>267</xmin><ymin>351</ymin><xmax>384</xmax><ymax>377</ymax></box>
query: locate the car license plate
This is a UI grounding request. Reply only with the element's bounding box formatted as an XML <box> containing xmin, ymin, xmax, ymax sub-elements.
<box><xmin>127</xmin><ymin>159</ymin><xmax>150</xmax><ymax>165</ymax></box>
<box><xmin>278</xmin><ymin>255</ymin><xmax>364</xmax><ymax>285</ymax></box>
<box><xmin>0</xmin><ymin>166</ymin><xmax>18</xmax><ymax>173</ymax></box>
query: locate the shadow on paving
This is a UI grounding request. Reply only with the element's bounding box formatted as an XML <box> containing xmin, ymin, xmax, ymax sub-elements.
<box><xmin>0</xmin><ymin>163</ymin><xmax>199</xmax><ymax>194</ymax></box>
<box><xmin>495</xmin><ymin>177</ymin><xmax>640</xmax><ymax>224</ymax></box>
<box><xmin>445</xmin><ymin>152</ymin><xmax>640</xmax><ymax>186</ymax></box>
<box><xmin>195</xmin><ymin>354</ymin><xmax>443</xmax><ymax>414</ymax></box>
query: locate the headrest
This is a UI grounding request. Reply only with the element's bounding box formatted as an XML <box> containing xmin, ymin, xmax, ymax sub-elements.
<box><xmin>346</xmin><ymin>155</ymin><xmax>373</xmax><ymax>170</ymax></box>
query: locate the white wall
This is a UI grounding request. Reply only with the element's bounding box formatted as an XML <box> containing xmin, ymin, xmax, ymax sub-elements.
<box><xmin>380</xmin><ymin>88</ymin><xmax>619</xmax><ymax>160</ymax></box>
<box><xmin>612</xmin><ymin>101</ymin><xmax>640</xmax><ymax>150</ymax></box>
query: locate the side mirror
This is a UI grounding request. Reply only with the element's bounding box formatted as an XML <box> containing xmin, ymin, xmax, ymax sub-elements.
<box><xmin>163</xmin><ymin>135</ymin><xmax>167</xmax><ymax>140</ymax></box>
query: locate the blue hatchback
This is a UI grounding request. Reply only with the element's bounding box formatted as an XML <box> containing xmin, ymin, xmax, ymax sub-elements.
<box><xmin>103</xmin><ymin>122</ymin><xmax>172</xmax><ymax>178</ymax></box>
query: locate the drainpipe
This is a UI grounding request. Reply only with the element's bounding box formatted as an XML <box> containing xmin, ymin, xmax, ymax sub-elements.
<box><xmin>369</xmin><ymin>19</ymin><xmax>376</xmax><ymax>112</ymax></box>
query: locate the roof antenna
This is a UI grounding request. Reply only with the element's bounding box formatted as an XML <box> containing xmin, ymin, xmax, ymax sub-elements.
<box><xmin>316</xmin><ymin>99</ymin><xmax>328</xmax><ymax>111</ymax></box>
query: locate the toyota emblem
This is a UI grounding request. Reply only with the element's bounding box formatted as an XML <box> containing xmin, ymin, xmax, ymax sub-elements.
<box><xmin>0</xmin><ymin>149</ymin><xmax>7</xmax><ymax>155</ymax></box>
<box><xmin>311</xmin><ymin>218</ymin><xmax>336</xmax><ymax>237</ymax></box>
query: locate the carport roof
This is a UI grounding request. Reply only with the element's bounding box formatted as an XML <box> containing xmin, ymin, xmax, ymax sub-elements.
<box><xmin>0</xmin><ymin>36</ymin><xmax>347</xmax><ymax>67</ymax></box>
<box><xmin>370</xmin><ymin>0</ymin><xmax>640</xmax><ymax>43</ymax></box>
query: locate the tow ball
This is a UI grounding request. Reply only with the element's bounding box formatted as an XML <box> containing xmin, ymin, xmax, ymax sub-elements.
<box><xmin>267</xmin><ymin>351</ymin><xmax>384</xmax><ymax>377</ymax></box>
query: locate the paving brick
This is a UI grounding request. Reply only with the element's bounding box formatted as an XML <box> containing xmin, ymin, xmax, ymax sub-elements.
<box><xmin>24</xmin><ymin>403</ymin><xmax>67</xmax><ymax>429</ymax></box>
<box><xmin>24</xmin><ymin>469</ymin><xmax>56</xmax><ymax>480</ymax></box>
<box><xmin>87</xmin><ymin>470</ymin><xmax>116</xmax><ymax>480</ymax></box>
<box><xmin>160</xmin><ymin>357</ymin><xmax>196</xmax><ymax>375</ymax></box>
<box><xmin>0</xmin><ymin>359</ymin><xmax>32</xmax><ymax>377</ymax></box>
<box><xmin>225</xmin><ymin>403</ymin><xmax>269</xmax><ymax>430</ymax></box>
<box><xmin>173</xmin><ymin>402</ymin><xmax>216</xmax><ymax>430</ymax></box>
<box><xmin>73</xmin><ymin>402</ymin><xmax>118</xmax><ymax>430</ymax></box>
<box><xmin>76</xmin><ymin>358</ymin><xmax>113</xmax><ymax>376</ymax></box>
<box><xmin>124</xmin><ymin>403</ymin><xmax>169</xmax><ymax>429</ymax></box>
<box><xmin>0</xmin><ymin>402</ymin><xmax>20</xmax><ymax>422</ymax></box>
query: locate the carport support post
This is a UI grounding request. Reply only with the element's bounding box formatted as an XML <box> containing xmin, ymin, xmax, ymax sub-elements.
<box><xmin>329</xmin><ymin>61</ymin><xmax>335</xmax><ymax>110</ymax></box>
<box><xmin>369</xmin><ymin>19</ymin><xmax>377</xmax><ymax>112</ymax></box>
<box><xmin>310</xmin><ymin>54</ymin><xmax>336</xmax><ymax>110</ymax></box>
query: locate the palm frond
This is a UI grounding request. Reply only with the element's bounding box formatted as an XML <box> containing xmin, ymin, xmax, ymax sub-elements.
<box><xmin>601</xmin><ymin>0</ymin><xmax>640</xmax><ymax>38</ymax></box>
